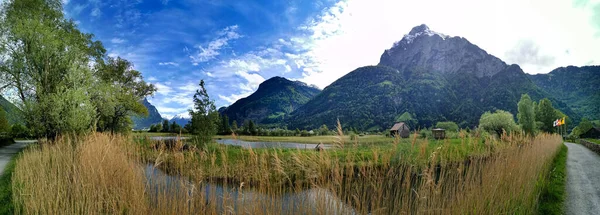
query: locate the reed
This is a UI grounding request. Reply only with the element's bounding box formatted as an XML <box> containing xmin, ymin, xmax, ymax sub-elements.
<box><xmin>11</xmin><ymin>131</ymin><xmax>562</xmax><ymax>214</ymax></box>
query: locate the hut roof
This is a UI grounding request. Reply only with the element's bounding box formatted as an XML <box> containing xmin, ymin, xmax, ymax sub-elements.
<box><xmin>390</xmin><ymin>122</ymin><xmax>406</xmax><ymax>131</ymax></box>
<box><xmin>432</xmin><ymin>128</ymin><xmax>445</xmax><ymax>131</ymax></box>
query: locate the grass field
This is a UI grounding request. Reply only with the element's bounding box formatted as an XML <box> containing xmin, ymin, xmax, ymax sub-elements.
<box><xmin>213</xmin><ymin>134</ymin><xmax>393</xmax><ymax>145</ymax></box>
<box><xmin>584</xmin><ymin>138</ymin><xmax>600</xmax><ymax>144</ymax></box>
<box><xmin>538</xmin><ymin>143</ymin><xmax>568</xmax><ymax>215</ymax></box>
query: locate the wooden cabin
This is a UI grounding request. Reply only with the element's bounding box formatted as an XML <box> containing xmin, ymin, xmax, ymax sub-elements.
<box><xmin>432</xmin><ymin>128</ymin><xmax>446</xmax><ymax>139</ymax></box>
<box><xmin>390</xmin><ymin>122</ymin><xmax>410</xmax><ymax>138</ymax></box>
<box><xmin>581</xmin><ymin>127</ymin><xmax>600</xmax><ymax>139</ymax></box>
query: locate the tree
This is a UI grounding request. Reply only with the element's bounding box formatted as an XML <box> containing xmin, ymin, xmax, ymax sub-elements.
<box><xmin>92</xmin><ymin>57</ymin><xmax>155</xmax><ymax>133</ymax></box>
<box><xmin>170</xmin><ymin>121</ymin><xmax>181</xmax><ymax>133</ymax></box>
<box><xmin>161</xmin><ymin>119</ymin><xmax>170</xmax><ymax>133</ymax></box>
<box><xmin>536</xmin><ymin>98</ymin><xmax>558</xmax><ymax>133</ymax></box>
<box><xmin>319</xmin><ymin>124</ymin><xmax>329</xmax><ymax>135</ymax></box>
<box><xmin>479</xmin><ymin>110</ymin><xmax>520</xmax><ymax>137</ymax></box>
<box><xmin>0</xmin><ymin>0</ymin><xmax>105</xmax><ymax>139</ymax></box>
<box><xmin>188</xmin><ymin>80</ymin><xmax>219</xmax><ymax>145</ymax></box>
<box><xmin>0</xmin><ymin>107</ymin><xmax>10</xmax><ymax>133</ymax></box>
<box><xmin>218</xmin><ymin>114</ymin><xmax>231</xmax><ymax>135</ymax></box>
<box><xmin>10</xmin><ymin>124</ymin><xmax>29</xmax><ymax>138</ymax></box>
<box><xmin>517</xmin><ymin>94</ymin><xmax>535</xmax><ymax>135</ymax></box>
<box><xmin>231</xmin><ymin>120</ymin><xmax>238</xmax><ymax>133</ymax></box>
<box><xmin>248</xmin><ymin>120</ymin><xmax>256</xmax><ymax>135</ymax></box>
<box><xmin>435</xmin><ymin>121</ymin><xmax>459</xmax><ymax>132</ymax></box>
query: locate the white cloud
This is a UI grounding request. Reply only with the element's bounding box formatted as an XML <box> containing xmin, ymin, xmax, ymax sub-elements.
<box><xmin>91</xmin><ymin>7</ymin><xmax>101</xmax><ymax>17</ymax></box>
<box><xmin>111</xmin><ymin>38</ymin><xmax>126</xmax><ymax>44</ymax></box>
<box><xmin>284</xmin><ymin>0</ymin><xmax>600</xmax><ymax>87</ymax></box>
<box><xmin>158</xmin><ymin>62</ymin><xmax>179</xmax><ymax>66</ymax></box>
<box><xmin>219</xmin><ymin>92</ymin><xmax>252</xmax><ymax>104</ymax></box>
<box><xmin>147</xmin><ymin>76</ymin><xmax>158</xmax><ymax>81</ymax></box>
<box><xmin>154</xmin><ymin>82</ymin><xmax>173</xmax><ymax>96</ymax></box>
<box><xmin>190</xmin><ymin>25</ymin><xmax>241</xmax><ymax>64</ymax></box>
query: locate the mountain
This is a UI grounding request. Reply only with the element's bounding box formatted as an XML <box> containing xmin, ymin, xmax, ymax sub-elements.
<box><xmin>288</xmin><ymin>24</ymin><xmax>577</xmax><ymax>130</ymax></box>
<box><xmin>169</xmin><ymin>113</ymin><xmax>191</xmax><ymax>126</ymax></box>
<box><xmin>529</xmin><ymin>66</ymin><xmax>600</xmax><ymax>120</ymax></box>
<box><xmin>220</xmin><ymin>76</ymin><xmax>321</xmax><ymax>126</ymax></box>
<box><xmin>131</xmin><ymin>98</ymin><xmax>163</xmax><ymax>130</ymax></box>
<box><xmin>0</xmin><ymin>95</ymin><xmax>23</xmax><ymax>125</ymax></box>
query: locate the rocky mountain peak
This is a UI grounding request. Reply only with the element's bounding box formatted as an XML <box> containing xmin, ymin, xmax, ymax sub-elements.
<box><xmin>380</xmin><ymin>24</ymin><xmax>507</xmax><ymax>78</ymax></box>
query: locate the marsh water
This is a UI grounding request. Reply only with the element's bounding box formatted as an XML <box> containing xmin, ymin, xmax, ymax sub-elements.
<box><xmin>149</xmin><ymin>136</ymin><xmax>332</xmax><ymax>149</ymax></box>
<box><xmin>144</xmin><ymin>164</ymin><xmax>355</xmax><ymax>214</ymax></box>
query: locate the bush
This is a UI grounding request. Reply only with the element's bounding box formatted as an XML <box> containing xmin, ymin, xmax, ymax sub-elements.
<box><xmin>10</xmin><ymin>124</ymin><xmax>30</xmax><ymax>139</ymax></box>
<box><xmin>479</xmin><ymin>110</ymin><xmax>520</xmax><ymax>137</ymax></box>
<box><xmin>435</xmin><ymin>121</ymin><xmax>459</xmax><ymax>132</ymax></box>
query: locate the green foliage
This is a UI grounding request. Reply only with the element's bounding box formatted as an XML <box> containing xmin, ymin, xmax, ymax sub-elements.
<box><xmin>161</xmin><ymin>119</ymin><xmax>170</xmax><ymax>132</ymax></box>
<box><xmin>0</xmin><ymin>153</ymin><xmax>18</xmax><ymax>214</ymax></box>
<box><xmin>189</xmin><ymin>80</ymin><xmax>219</xmax><ymax>146</ymax></box>
<box><xmin>92</xmin><ymin>57</ymin><xmax>156</xmax><ymax>133</ymax></box>
<box><xmin>10</xmin><ymin>124</ymin><xmax>29</xmax><ymax>138</ymax></box>
<box><xmin>479</xmin><ymin>110</ymin><xmax>519</xmax><ymax>137</ymax></box>
<box><xmin>517</xmin><ymin>94</ymin><xmax>536</xmax><ymax>135</ymax></box>
<box><xmin>0</xmin><ymin>107</ymin><xmax>9</xmax><ymax>133</ymax></box>
<box><xmin>218</xmin><ymin>114</ymin><xmax>231</xmax><ymax>135</ymax></box>
<box><xmin>538</xmin><ymin>144</ymin><xmax>567</xmax><ymax>215</ymax></box>
<box><xmin>571</xmin><ymin>118</ymin><xmax>594</xmax><ymax>138</ymax></box>
<box><xmin>149</xmin><ymin>123</ymin><xmax>162</xmax><ymax>133</ymax></box>
<box><xmin>435</xmin><ymin>121</ymin><xmax>458</xmax><ymax>132</ymax></box>
<box><xmin>536</xmin><ymin>98</ymin><xmax>558</xmax><ymax>133</ymax></box>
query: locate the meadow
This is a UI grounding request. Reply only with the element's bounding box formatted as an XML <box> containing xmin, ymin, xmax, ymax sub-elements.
<box><xmin>9</xmin><ymin>131</ymin><xmax>563</xmax><ymax>214</ymax></box>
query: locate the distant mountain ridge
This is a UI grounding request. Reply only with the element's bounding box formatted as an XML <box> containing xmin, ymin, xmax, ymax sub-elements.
<box><xmin>0</xmin><ymin>95</ymin><xmax>23</xmax><ymax>125</ymax></box>
<box><xmin>529</xmin><ymin>66</ymin><xmax>600</xmax><ymax>120</ymax></box>
<box><xmin>220</xmin><ymin>76</ymin><xmax>321</xmax><ymax>126</ymax></box>
<box><xmin>131</xmin><ymin>98</ymin><xmax>163</xmax><ymax>130</ymax></box>
<box><xmin>288</xmin><ymin>24</ymin><xmax>578</xmax><ymax>130</ymax></box>
<box><xmin>169</xmin><ymin>113</ymin><xmax>191</xmax><ymax>126</ymax></box>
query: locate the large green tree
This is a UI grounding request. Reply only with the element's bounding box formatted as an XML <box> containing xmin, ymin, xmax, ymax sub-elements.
<box><xmin>536</xmin><ymin>98</ymin><xmax>558</xmax><ymax>133</ymax></box>
<box><xmin>188</xmin><ymin>80</ymin><xmax>219</xmax><ymax>145</ymax></box>
<box><xmin>517</xmin><ymin>94</ymin><xmax>536</xmax><ymax>135</ymax></box>
<box><xmin>92</xmin><ymin>57</ymin><xmax>155</xmax><ymax>133</ymax></box>
<box><xmin>0</xmin><ymin>0</ymin><xmax>104</xmax><ymax>139</ymax></box>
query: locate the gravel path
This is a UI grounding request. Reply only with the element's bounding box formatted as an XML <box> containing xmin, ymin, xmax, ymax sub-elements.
<box><xmin>0</xmin><ymin>140</ymin><xmax>35</xmax><ymax>176</ymax></box>
<box><xmin>565</xmin><ymin>142</ymin><xmax>600</xmax><ymax>215</ymax></box>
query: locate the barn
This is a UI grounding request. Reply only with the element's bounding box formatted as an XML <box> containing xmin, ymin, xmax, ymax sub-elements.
<box><xmin>390</xmin><ymin>122</ymin><xmax>410</xmax><ymax>138</ymax></box>
<box><xmin>581</xmin><ymin>127</ymin><xmax>600</xmax><ymax>139</ymax></box>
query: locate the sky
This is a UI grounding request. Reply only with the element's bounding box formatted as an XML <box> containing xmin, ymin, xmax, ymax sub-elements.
<box><xmin>58</xmin><ymin>0</ymin><xmax>600</xmax><ymax>119</ymax></box>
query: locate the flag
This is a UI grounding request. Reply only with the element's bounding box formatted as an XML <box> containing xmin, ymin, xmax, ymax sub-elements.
<box><xmin>553</xmin><ymin>120</ymin><xmax>557</xmax><ymax>127</ymax></box>
<box><xmin>561</xmin><ymin>118</ymin><xmax>565</xmax><ymax>126</ymax></box>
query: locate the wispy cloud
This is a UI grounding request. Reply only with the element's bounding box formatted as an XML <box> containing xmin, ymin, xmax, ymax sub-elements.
<box><xmin>190</xmin><ymin>25</ymin><xmax>242</xmax><ymax>64</ymax></box>
<box><xmin>158</xmin><ymin>62</ymin><xmax>179</xmax><ymax>66</ymax></box>
<box><xmin>154</xmin><ymin>82</ymin><xmax>174</xmax><ymax>96</ymax></box>
<box><xmin>111</xmin><ymin>38</ymin><xmax>126</xmax><ymax>44</ymax></box>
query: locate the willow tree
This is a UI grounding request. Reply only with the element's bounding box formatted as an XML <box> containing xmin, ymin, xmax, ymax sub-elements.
<box><xmin>0</xmin><ymin>0</ymin><xmax>106</xmax><ymax>139</ymax></box>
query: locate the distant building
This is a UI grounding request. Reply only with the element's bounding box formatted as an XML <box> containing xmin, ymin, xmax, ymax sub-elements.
<box><xmin>432</xmin><ymin>128</ymin><xmax>446</xmax><ymax>139</ymax></box>
<box><xmin>581</xmin><ymin>127</ymin><xmax>600</xmax><ymax>139</ymax></box>
<box><xmin>390</xmin><ymin>122</ymin><xmax>410</xmax><ymax>138</ymax></box>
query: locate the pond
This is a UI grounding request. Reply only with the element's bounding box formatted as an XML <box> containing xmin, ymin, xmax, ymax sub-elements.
<box><xmin>144</xmin><ymin>164</ymin><xmax>356</xmax><ymax>214</ymax></box>
<box><xmin>215</xmin><ymin>139</ymin><xmax>333</xmax><ymax>149</ymax></box>
<box><xmin>148</xmin><ymin>136</ymin><xmax>332</xmax><ymax>150</ymax></box>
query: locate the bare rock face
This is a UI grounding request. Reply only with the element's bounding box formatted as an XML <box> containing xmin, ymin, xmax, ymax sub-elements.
<box><xmin>379</xmin><ymin>24</ymin><xmax>506</xmax><ymax>78</ymax></box>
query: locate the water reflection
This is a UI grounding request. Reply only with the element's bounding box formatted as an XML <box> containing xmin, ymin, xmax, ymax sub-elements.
<box><xmin>144</xmin><ymin>164</ymin><xmax>355</xmax><ymax>214</ymax></box>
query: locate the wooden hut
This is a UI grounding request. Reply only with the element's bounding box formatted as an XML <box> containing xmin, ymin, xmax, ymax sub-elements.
<box><xmin>390</xmin><ymin>122</ymin><xmax>410</xmax><ymax>138</ymax></box>
<box><xmin>581</xmin><ymin>127</ymin><xmax>600</xmax><ymax>139</ymax></box>
<box><xmin>432</xmin><ymin>128</ymin><xmax>446</xmax><ymax>139</ymax></box>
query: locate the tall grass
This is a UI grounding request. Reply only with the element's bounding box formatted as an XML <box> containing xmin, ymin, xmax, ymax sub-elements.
<box><xmin>11</xmin><ymin>132</ymin><xmax>562</xmax><ymax>214</ymax></box>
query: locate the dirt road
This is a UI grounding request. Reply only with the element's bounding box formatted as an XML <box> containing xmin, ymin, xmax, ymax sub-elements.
<box><xmin>565</xmin><ymin>142</ymin><xmax>600</xmax><ymax>215</ymax></box>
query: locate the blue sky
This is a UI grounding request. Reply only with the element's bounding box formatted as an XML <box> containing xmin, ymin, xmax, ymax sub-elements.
<box><xmin>61</xmin><ymin>0</ymin><xmax>600</xmax><ymax>119</ymax></box>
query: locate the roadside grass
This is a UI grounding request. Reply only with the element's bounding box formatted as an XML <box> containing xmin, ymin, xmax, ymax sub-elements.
<box><xmin>0</xmin><ymin>153</ymin><xmax>18</xmax><ymax>214</ymax></box>
<box><xmin>538</xmin><ymin>143</ymin><xmax>568</xmax><ymax>215</ymax></box>
<box><xmin>584</xmin><ymin>138</ymin><xmax>600</xmax><ymax>144</ymax></box>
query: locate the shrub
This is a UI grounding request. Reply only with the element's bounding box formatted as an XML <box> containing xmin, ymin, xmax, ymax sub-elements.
<box><xmin>479</xmin><ymin>110</ymin><xmax>520</xmax><ymax>137</ymax></box>
<box><xmin>435</xmin><ymin>121</ymin><xmax>459</xmax><ymax>132</ymax></box>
